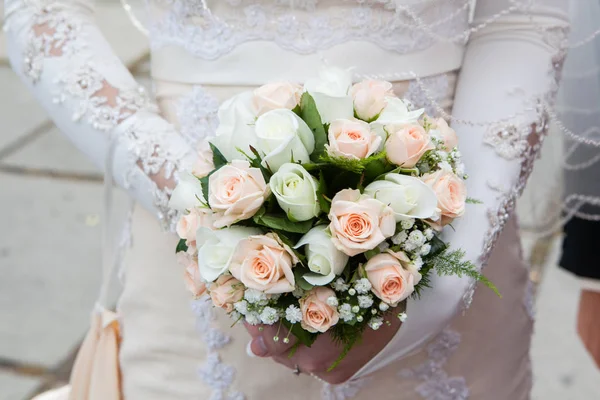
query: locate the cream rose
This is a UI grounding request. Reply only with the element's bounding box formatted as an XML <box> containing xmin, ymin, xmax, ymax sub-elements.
<box><xmin>211</xmin><ymin>91</ymin><xmax>259</xmax><ymax>161</ymax></box>
<box><xmin>177</xmin><ymin>252</ymin><xmax>206</xmax><ymax>298</ymax></box>
<box><xmin>253</xmin><ymin>82</ymin><xmax>303</xmax><ymax>115</ymax></box>
<box><xmin>196</xmin><ymin>226</ymin><xmax>262</xmax><ymax>282</ymax></box>
<box><xmin>255</xmin><ymin>109</ymin><xmax>315</xmax><ymax>172</ymax></box>
<box><xmin>294</xmin><ymin>226</ymin><xmax>349</xmax><ymax>286</ymax></box>
<box><xmin>176</xmin><ymin>210</ymin><xmax>200</xmax><ymax>243</ymax></box>
<box><xmin>299</xmin><ymin>287</ymin><xmax>340</xmax><ymax>333</ymax></box>
<box><xmin>364</xmin><ymin>173</ymin><xmax>438</xmax><ymax>222</ymax></box>
<box><xmin>192</xmin><ymin>141</ymin><xmax>215</xmax><ymax>178</ymax></box>
<box><xmin>365</xmin><ymin>251</ymin><xmax>422</xmax><ymax>306</ymax></box>
<box><xmin>385</xmin><ymin>123</ymin><xmax>435</xmax><ymax>168</ymax></box>
<box><xmin>229</xmin><ymin>233</ymin><xmax>298</xmax><ymax>294</ymax></box>
<box><xmin>375</xmin><ymin>97</ymin><xmax>424</xmax><ymax>126</ymax></box>
<box><xmin>421</xmin><ymin>170</ymin><xmax>467</xmax><ymax>222</ymax></box>
<box><xmin>328</xmin><ymin>189</ymin><xmax>396</xmax><ymax>257</ymax></box>
<box><xmin>269</xmin><ymin>163</ymin><xmax>320</xmax><ymax>222</ymax></box>
<box><xmin>350</xmin><ymin>80</ymin><xmax>395</xmax><ymax>122</ymax></box>
<box><xmin>209</xmin><ymin>275</ymin><xmax>244</xmax><ymax>313</ymax></box>
<box><xmin>433</xmin><ymin>117</ymin><xmax>458</xmax><ymax>151</ymax></box>
<box><xmin>304</xmin><ymin>66</ymin><xmax>354</xmax><ymax>124</ymax></box>
<box><xmin>208</xmin><ymin>160</ymin><xmax>270</xmax><ymax>228</ymax></box>
<box><xmin>168</xmin><ymin>173</ymin><xmax>205</xmax><ymax>212</ymax></box>
<box><xmin>327</xmin><ymin>119</ymin><xmax>383</xmax><ymax>160</ymax></box>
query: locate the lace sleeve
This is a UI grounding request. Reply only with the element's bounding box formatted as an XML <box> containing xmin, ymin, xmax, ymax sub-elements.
<box><xmin>354</xmin><ymin>0</ymin><xmax>570</xmax><ymax>378</ymax></box>
<box><xmin>3</xmin><ymin>0</ymin><xmax>195</xmax><ymax>225</ymax></box>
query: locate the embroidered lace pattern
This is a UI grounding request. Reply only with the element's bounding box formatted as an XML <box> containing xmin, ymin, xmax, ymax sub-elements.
<box><xmin>399</xmin><ymin>329</ymin><xmax>469</xmax><ymax>400</ymax></box>
<box><xmin>149</xmin><ymin>0</ymin><xmax>469</xmax><ymax>60</ymax></box>
<box><xmin>177</xmin><ymin>85</ymin><xmax>220</xmax><ymax>146</ymax></box>
<box><xmin>191</xmin><ymin>297</ymin><xmax>245</xmax><ymax>400</ymax></box>
<box><xmin>321</xmin><ymin>378</ymin><xmax>370</xmax><ymax>400</ymax></box>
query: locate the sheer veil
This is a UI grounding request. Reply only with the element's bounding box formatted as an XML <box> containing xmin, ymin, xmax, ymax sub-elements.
<box><xmin>518</xmin><ymin>1</ymin><xmax>600</xmax><ymax>257</ymax></box>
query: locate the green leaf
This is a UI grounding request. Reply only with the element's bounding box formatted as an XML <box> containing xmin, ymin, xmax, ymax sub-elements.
<box><xmin>253</xmin><ymin>213</ymin><xmax>313</xmax><ymax>234</ymax></box>
<box><xmin>300</xmin><ymin>93</ymin><xmax>328</xmax><ymax>161</ymax></box>
<box><xmin>426</xmin><ymin>235</ymin><xmax>448</xmax><ymax>259</ymax></box>
<box><xmin>317</xmin><ymin>172</ymin><xmax>331</xmax><ymax>215</ymax></box>
<box><xmin>466</xmin><ymin>197</ymin><xmax>483</xmax><ymax>205</ymax></box>
<box><xmin>364</xmin><ymin>248</ymin><xmax>380</xmax><ymax>260</ymax></box>
<box><xmin>199</xmin><ymin>175</ymin><xmax>209</xmax><ymax>205</ymax></box>
<box><xmin>282</xmin><ymin>319</ymin><xmax>318</xmax><ymax>348</ymax></box>
<box><xmin>209</xmin><ymin>142</ymin><xmax>228</xmax><ymax>168</ymax></box>
<box><xmin>176</xmin><ymin>239</ymin><xmax>188</xmax><ymax>253</ymax></box>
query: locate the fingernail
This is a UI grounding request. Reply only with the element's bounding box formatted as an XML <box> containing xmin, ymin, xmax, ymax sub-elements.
<box><xmin>246</xmin><ymin>341</ymin><xmax>256</xmax><ymax>358</ymax></box>
<box><xmin>250</xmin><ymin>336</ymin><xmax>269</xmax><ymax>357</ymax></box>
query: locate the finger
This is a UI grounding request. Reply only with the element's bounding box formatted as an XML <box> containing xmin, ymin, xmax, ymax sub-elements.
<box><xmin>257</xmin><ymin>325</ymin><xmax>297</xmax><ymax>356</ymax></box>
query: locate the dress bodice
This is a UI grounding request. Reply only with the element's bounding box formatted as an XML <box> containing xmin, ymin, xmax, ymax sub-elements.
<box><xmin>148</xmin><ymin>0</ymin><xmax>471</xmax><ymax>84</ymax></box>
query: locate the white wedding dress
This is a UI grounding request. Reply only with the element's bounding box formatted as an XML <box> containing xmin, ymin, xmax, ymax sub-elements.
<box><xmin>4</xmin><ymin>0</ymin><xmax>570</xmax><ymax>399</ymax></box>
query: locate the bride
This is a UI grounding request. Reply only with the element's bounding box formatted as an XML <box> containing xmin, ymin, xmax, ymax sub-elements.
<box><xmin>4</xmin><ymin>0</ymin><xmax>570</xmax><ymax>399</ymax></box>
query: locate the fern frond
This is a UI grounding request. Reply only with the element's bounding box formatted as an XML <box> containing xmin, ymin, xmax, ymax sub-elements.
<box><xmin>432</xmin><ymin>249</ymin><xmax>501</xmax><ymax>297</ymax></box>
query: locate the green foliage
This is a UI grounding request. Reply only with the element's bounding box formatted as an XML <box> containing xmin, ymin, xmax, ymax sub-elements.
<box><xmin>300</xmin><ymin>93</ymin><xmax>328</xmax><ymax>161</ymax></box>
<box><xmin>209</xmin><ymin>143</ymin><xmax>228</xmax><ymax>168</ymax></box>
<box><xmin>175</xmin><ymin>239</ymin><xmax>188</xmax><ymax>253</ymax></box>
<box><xmin>199</xmin><ymin>175</ymin><xmax>209</xmax><ymax>204</ymax></box>
<box><xmin>293</xmin><ymin>267</ymin><xmax>314</xmax><ymax>291</ymax></box>
<box><xmin>432</xmin><ymin>249</ymin><xmax>501</xmax><ymax>297</ymax></box>
<box><xmin>426</xmin><ymin>235</ymin><xmax>448</xmax><ymax>259</ymax></box>
<box><xmin>282</xmin><ymin>319</ymin><xmax>318</xmax><ymax>348</ymax></box>
<box><xmin>466</xmin><ymin>197</ymin><xmax>483</xmax><ymax>204</ymax></box>
<box><xmin>317</xmin><ymin>172</ymin><xmax>331</xmax><ymax>215</ymax></box>
<box><xmin>253</xmin><ymin>212</ymin><xmax>313</xmax><ymax>234</ymax></box>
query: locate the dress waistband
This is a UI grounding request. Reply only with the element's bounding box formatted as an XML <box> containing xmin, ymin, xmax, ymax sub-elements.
<box><xmin>150</xmin><ymin>40</ymin><xmax>464</xmax><ymax>86</ymax></box>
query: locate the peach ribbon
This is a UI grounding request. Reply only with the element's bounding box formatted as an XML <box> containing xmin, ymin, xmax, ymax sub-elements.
<box><xmin>32</xmin><ymin>308</ymin><xmax>122</xmax><ymax>400</ymax></box>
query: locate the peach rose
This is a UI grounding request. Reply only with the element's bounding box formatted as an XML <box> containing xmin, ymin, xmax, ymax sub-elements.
<box><xmin>385</xmin><ymin>123</ymin><xmax>434</xmax><ymax>168</ymax></box>
<box><xmin>349</xmin><ymin>79</ymin><xmax>395</xmax><ymax>122</ymax></box>
<box><xmin>253</xmin><ymin>82</ymin><xmax>303</xmax><ymax>115</ymax></box>
<box><xmin>434</xmin><ymin>118</ymin><xmax>458</xmax><ymax>151</ymax></box>
<box><xmin>327</xmin><ymin>119</ymin><xmax>383</xmax><ymax>160</ymax></box>
<box><xmin>176</xmin><ymin>208</ymin><xmax>215</xmax><ymax>244</ymax></box>
<box><xmin>229</xmin><ymin>233</ymin><xmax>298</xmax><ymax>294</ymax></box>
<box><xmin>192</xmin><ymin>141</ymin><xmax>215</xmax><ymax>178</ymax></box>
<box><xmin>299</xmin><ymin>287</ymin><xmax>340</xmax><ymax>333</ymax></box>
<box><xmin>328</xmin><ymin>189</ymin><xmax>396</xmax><ymax>257</ymax></box>
<box><xmin>421</xmin><ymin>170</ymin><xmax>467</xmax><ymax>222</ymax></box>
<box><xmin>365</xmin><ymin>251</ymin><xmax>421</xmax><ymax>306</ymax></box>
<box><xmin>208</xmin><ymin>160</ymin><xmax>270</xmax><ymax>228</ymax></box>
<box><xmin>177</xmin><ymin>252</ymin><xmax>206</xmax><ymax>298</ymax></box>
<box><xmin>209</xmin><ymin>275</ymin><xmax>244</xmax><ymax>313</ymax></box>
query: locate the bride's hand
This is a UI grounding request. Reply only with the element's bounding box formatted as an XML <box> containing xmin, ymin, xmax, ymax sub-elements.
<box><xmin>245</xmin><ymin>316</ymin><xmax>401</xmax><ymax>384</ymax></box>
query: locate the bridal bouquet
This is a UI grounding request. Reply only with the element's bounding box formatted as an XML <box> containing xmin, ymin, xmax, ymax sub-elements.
<box><xmin>170</xmin><ymin>68</ymin><xmax>496</xmax><ymax>365</ymax></box>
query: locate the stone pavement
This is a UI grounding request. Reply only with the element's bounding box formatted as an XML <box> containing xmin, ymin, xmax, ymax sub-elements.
<box><xmin>0</xmin><ymin>4</ymin><xmax>599</xmax><ymax>400</ymax></box>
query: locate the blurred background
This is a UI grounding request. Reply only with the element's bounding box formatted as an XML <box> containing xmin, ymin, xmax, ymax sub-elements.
<box><xmin>0</xmin><ymin>1</ymin><xmax>599</xmax><ymax>399</ymax></box>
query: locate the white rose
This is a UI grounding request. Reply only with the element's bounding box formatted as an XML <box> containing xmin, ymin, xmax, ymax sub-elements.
<box><xmin>253</xmin><ymin>82</ymin><xmax>303</xmax><ymax>115</ymax></box>
<box><xmin>374</xmin><ymin>97</ymin><xmax>424</xmax><ymax>126</ymax></box>
<box><xmin>211</xmin><ymin>91</ymin><xmax>258</xmax><ymax>161</ymax></box>
<box><xmin>168</xmin><ymin>173</ymin><xmax>205</xmax><ymax>212</ymax></box>
<box><xmin>269</xmin><ymin>163</ymin><xmax>320</xmax><ymax>222</ymax></box>
<box><xmin>196</xmin><ymin>226</ymin><xmax>261</xmax><ymax>282</ymax></box>
<box><xmin>294</xmin><ymin>226</ymin><xmax>349</xmax><ymax>286</ymax></box>
<box><xmin>364</xmin><ymin>173</ymin><xmax>438</xmax><ymax>222</ymax></box>
<box><xmin>304</xmin><ymin>66</ymin><xmax>354</xmax><ymax>124</ymax></box>
<box><xmin>255</xmin><ymin>109</ymin><xmax>315</xmax><ymax>172</ymax></box>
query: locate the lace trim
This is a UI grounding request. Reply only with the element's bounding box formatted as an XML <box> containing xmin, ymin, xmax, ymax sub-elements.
<box><xmin>399</xmin><ymin>329</ymin><xmax>469</xmax><ymax>400</ymax></box>
<box><xmin>191</xmin><ymin>297</ymin><xmax>245</xmax><ymax>400</ymax></box>
<box><xmin>23</xmin><ymin>6</ymin><xmax>84</xmax><ymax>82</ymax></box>
<box><xmin>177</xmin><ymin>85</ymin><xmax>220</xmax><ymax>147</ymax></box>
<box><xmin>321</xmin><ymin>378</ymin><xmax>370</xmax><ymax>400</ymax></box>
<box><xmin>149</xmin><ymin>0</ymin><xmax>469</xmax><ymax>60</ymax></box>
<box><xmin>404</xmin><ymin>74</ymin><xmax>450</xmax><ymax>117</ymax></box>
<box><xmin>53</xmin><ymin>62</ymin><xmax>154</xmax><ymax>130</ymax></box>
